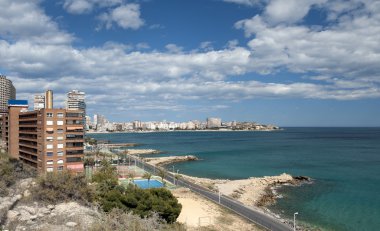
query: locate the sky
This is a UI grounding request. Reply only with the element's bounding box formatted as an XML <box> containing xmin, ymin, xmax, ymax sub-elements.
<box><xmin>0</xmin><ymin>0</ymin><xmax>380</xmax><ymax>126</ymax></box>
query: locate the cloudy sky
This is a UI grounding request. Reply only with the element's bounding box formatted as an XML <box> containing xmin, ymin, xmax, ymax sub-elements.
<box><xmin>0</xmin><ymin>0</ymin><xmax>379</xmax><ymax>126</ymax></box>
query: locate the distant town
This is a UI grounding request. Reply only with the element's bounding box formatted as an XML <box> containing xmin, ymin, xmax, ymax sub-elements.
<box><xmin>87</xmin><ymin>114</ymin><xmax>280</xmax><ymax>132</ymax></box>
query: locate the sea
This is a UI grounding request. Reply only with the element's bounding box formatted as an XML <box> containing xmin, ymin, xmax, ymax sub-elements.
<box><xmin>88</xmin><ymin>127</ymin><xmax>380</xmax><ymax>231</ymax></box>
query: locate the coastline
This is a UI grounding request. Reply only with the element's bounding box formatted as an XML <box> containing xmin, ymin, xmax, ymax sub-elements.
<box><xmin>86</xmin><ymin>128</ymin><xmax>282</xmax><ymax>134</ymax></box>
<box><xmin>129</xmin><ymin>150</ymin><xmax>310</xmax><ymax>228</ymax></box>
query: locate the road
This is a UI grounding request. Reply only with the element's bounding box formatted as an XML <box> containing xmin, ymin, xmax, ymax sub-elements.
<box><xmin>130</xmin><ymin>155</ymin><xmax>292</xmax><ymax>231</ymax></box>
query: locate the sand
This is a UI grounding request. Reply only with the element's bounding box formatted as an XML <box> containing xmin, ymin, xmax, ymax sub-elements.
<box><xmin>124</xmin><ymin>149</ymin><xmax>161</xmax><ymax>155</ymax></box>
<box><xmin>172</xmin><ymin>188</ymin><xmax>262</xmax><ymax>231</ymax></box>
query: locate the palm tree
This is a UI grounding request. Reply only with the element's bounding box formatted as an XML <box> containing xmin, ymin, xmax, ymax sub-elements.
<box><xmin>143</xmin><ymin>172</ymin><xmax>152</xmax><ymax>188</ymax></box>
<box><xmin>158</xmin><ymin>168</ymin><xmax>166</xmax><ymax>184</ymax></box>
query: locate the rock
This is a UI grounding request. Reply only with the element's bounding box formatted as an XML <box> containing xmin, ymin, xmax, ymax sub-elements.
<box><xmin>39</xmin><ymin>207</ymin><xmax>50</xmax><ymax>215</ymax></box>
<box><xmin>7</xmin><ymin>210</ymin><xmax>20</xmax><ymax>221</ymax></box>
<box><xmin>47</xmin><ymin>205</ymin><xmax>55</xmax><ymax>210</ymax></box>
<box><xmin>15</xmin><ymin>194</ymin><xmax>22</xmax><ymax>200</ymax></box>
<box><xmin>30</xmin><ymin>215</ymin><xmax>38</xmax><ymax>220</ymax></box>
<box><xmin>23</xmin><ymin>206</ymin><xmax>36</xmax><ymax>215</ymax></box>
<box><xmin>66</xmin><ymin>221</ymin><xmax>77</xmax><ymax>227</ymax></box>
<box><xmin>18</xmin><ymin>210</ymin><xmax>31</xmax><ymax>221</ymax></box>
<box><xmin>293</xmin><ymin>176</ymin><xmax>311</xmax><ymax>181</ymax></box>
<box><xmin>23</xmin><ymin>190</ymin><xmax>31</xmax><ymax>197</ymax></box>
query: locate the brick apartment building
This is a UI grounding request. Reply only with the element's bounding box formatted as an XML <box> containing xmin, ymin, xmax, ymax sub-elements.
<box><xmin>1</xmin><ymin>93</ymin><xmax>84</xmax><ymax>173</ymax></box>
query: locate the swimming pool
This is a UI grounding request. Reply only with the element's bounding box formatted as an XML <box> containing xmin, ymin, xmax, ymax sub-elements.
<box><xmin>133</xmin><ymin>179</ymin><xmax>164</xmax><ymax>189</ymax></box>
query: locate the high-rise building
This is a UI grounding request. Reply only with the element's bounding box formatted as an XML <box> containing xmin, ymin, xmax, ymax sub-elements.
<box><xmin>34</xmin><ymin>94</ymin><xmax>45</xmax><ymax>110</ymax></box>
<box><xmin>66</xmin><ymin>90</ymin><xmax>86</xmax><ymax>112</ymax></box>
<box><xmin>207</xmin><ymin>117</ymin><xmax>222</xmax><ymax>128</ymax></box>
<box><xmin>0</xmin><ymin>75</ymin><xmax>16</xmax><ymax>115</ymax></box>
<box><xmin>1</xmin><ymin>91</ymin><xmax>84</xmax><ymax>173</ymax></box>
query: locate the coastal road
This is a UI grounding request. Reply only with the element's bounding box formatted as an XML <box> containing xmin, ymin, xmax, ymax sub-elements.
<box><xmin>130</xmin><ymin>155</ymin><xmax>292</xmax><ymax>231</ymax></box>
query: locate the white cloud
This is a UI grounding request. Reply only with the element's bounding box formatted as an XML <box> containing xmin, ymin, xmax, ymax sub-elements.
<box><xmin>235</xmin><ymin>0</ymin><xmax>380</xmax><ymax>82</ymax></box>
<box><xmin>63</xmin><ymin>0</ymin><xmax>122</xmax><ymax>14</ymax></box>
<box><xmin>223</xmin><ymin>0</ymin><xmax>264</xmax><ymax>7</ymax></box>
<box><xmin>0</xmin><ymin>0</ymin><xmax>73</xmax><ymax>44</ymax></box>
<box><xmin>1</xmin><ymin>0</ymin><xmax>380</xmax><ymax>119</ymax></box>
<box><xmin>264</xmin><ymin>0</ymin><xmax>327</xmax><ymax>24</ymax></box>
<box><xmin>165</xmin><ymin>44</ymin><xmax>184</xmax><ymax>54</ymax></box>
<box><xmin>98</xmin><ymin>4</ymin><xmax>144</xmax><ymax>30</ymax></box>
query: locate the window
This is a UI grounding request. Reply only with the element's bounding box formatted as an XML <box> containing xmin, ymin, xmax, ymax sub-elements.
<box><xmin>46</xmin><ymin>152</ymin><xmax>53</xmax><ymax>157</ymax></box>
<box><xmin>67</xmin><ymin>157</ymin><xmax>82</xmax><ymax>163</ymax></box>
<box><xmin>46</xmin><ymin>144</ymin><xmax>53</xmax><ymax>149</ymax></box>
<box><xmin>46</xmin><ymin>160</ymin><xmax>53</xmax><ymax>165</ymax></box>
<box><xmin>57</xmin><ymin>129</ymin><xmax>64</xmax><ymax>134</ymax></box>
<box><xmin>57</xmin><ymin>151</ymin><xmax>64</xmax><ymax>156</ymax></box>
<box><xmin>57</xmin><ymin>143</ymin><xmax>64</xmax><ymax>149</ymax></box>
<box><xmin>57</xmin><ymin>159</ymin><xmax>64</xmax><ymax>164</ymax></box>
<box><xmin>47</xmin><ymin>167</ymin><xmax>54</xmax><ymax>172</ymax></box>
<box><xmin>47</xmin><ymin>113</ymin><xmax>53</xmax><ymax>118</ymax></box>
<box><xmin>57</xmin><ymin>166</ymin><xmax>64</xmax><ymax>171</ymax></box>
<box><xmin>46</xmin><ymin>120</ymin><xmax>53</xmax><ymax>125</ymax></box>
<box><xmin>57</xmin><ymin>120</ymin><xmax>64</xmax><ymax>126</ymax></box>
<box><xmin>46</xmin><ymin>137</ymin><xmax>53</xmax><ymax>142</ymax></box>
<box><xmin>57</xmin><ymin>113</ymin><xmax>64</xmax><ymax>118</ymax></box>
<box><xmin>57</xmin><ymin>136</ymin><xmax>64</xmax><ymax>140</ymax></box>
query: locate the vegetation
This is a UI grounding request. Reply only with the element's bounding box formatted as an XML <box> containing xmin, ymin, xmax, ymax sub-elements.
<box><xmin>0</xmin><ymin>151</ymin><xmax>35</xmax><ymax>196</ymax></box>
<box><xmin>31</xmin><ymin>170</ymin><xmax>95</xmax><ymax>205</ymax></box>
<box><xmin>90</xmin><ymin>208</ymin><xmax>185</xmax><ymax>231</ymax></box>
<box><xmin>100</xmin><ymin>186</ymin><xmax>182</xmax><ymax>223</ymax></box>
<box><xmin>93</xmin><ymin>161</ymin><xmax>182</xmax><ymax>223</ymax></box>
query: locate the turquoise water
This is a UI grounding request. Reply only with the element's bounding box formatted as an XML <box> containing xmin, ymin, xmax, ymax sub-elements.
<box><xmin>133</xmin><ymin>179</ymin><xmax>164</xmax><ymax>189</ymax></box>
<box><xmin>89</xmin><ymin>128</ymin><xmax>380</xmax><ymax>231</ymax></box>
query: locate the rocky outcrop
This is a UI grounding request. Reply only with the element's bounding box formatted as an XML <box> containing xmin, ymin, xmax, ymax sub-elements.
<box><xmin>144</xmin><ymin>155</ymin><xmax>198</xmax><ymax>166</ymax></box>
<box><xmin>0</xmin><ymin>178</ymin><xmax>33</xmax><ymax>225</ymax></box>
<box><xmin>4</xmin><ymin>202</ymin><xmax>100</xmax><ymax>231</ymax></box>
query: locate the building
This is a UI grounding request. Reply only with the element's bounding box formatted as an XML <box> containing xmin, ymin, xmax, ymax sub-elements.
<box><xmin>207</xmin><ymin>117</ymin><xmax>222</xmax><ymax>128</ymax></box>
<box><xmin>33</xmin><ymin>94</ymin><xmax>45</xmax><ymax>110</ymax></box>
<box><xmin>0</xmin><ymin>75</ymin><xmax>16</xmax><ymax>115</ymax></box>
<box><xmin>66</xmin><ymin>90</ymin><xmax>85</xmax><ymax>112</ymax></box>
<box><xmin>1</xmin><ymin>91</ymin><xmax>84</xmax><ymax>173</ymax></box>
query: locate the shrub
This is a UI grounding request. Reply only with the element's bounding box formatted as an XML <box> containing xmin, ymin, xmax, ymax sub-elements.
<box><xmin>100</xmin><ymin>186</ymin><xmax>182</xmax><ymax>223</ymax></box>
<box><xmin>90</xmin><ymin>208</ymin><xmax>186</xmax><ymax>231</ymax></box>
<box><xmin>31</xmin><ymin>170</ymin><xmax>95</xmax><ymax>205</ymax></box>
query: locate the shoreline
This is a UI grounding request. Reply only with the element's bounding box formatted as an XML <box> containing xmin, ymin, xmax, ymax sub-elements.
<box><xmin>87</xmin><ymin>129</ymin><xmax>282</xmax><ymax>134</ymax></box>
<box><xmin>111</xmin><ymin>147</ymin><xmax>310</xmax><ymax>229</ymax></box>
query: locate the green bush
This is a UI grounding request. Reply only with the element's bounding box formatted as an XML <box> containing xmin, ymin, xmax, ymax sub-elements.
<box><xmin>100</xmin><ymin>186</ymin><xmax>182</xmax><ymax>224</ymax></box>
<box><xmin>32</xmin><ymin>171</ymin><xmax>95</xmax><ymax>205</ymax></box>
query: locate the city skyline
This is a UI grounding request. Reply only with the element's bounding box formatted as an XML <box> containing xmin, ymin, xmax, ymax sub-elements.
<box><xmin>1</xmin><ymin>0</ymin><xmax>380</xmax><ymax>126</ymax></box>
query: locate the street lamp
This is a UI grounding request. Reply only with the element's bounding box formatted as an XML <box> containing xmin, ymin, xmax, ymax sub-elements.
<box><xmin>293</xmin><ymin>212</ymin><xmax>298</xmax><ymax>231</ymax></box>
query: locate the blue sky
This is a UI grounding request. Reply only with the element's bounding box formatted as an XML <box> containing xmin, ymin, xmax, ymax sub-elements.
<box><xmin>0</xmin><ymin>0</ymin><xmax>379</xmax><ymax>126</ymax></box>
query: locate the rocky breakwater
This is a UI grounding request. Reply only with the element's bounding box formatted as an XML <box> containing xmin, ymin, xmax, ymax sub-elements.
<box><xmin>4</xmin><ymin>202</ymin><xmax>100</xmax><ymax>231</ymax></box>
<box><xmin>126</xmin><ymin>149</ymin><xmax>162</xmax><ymax>155</ymax></box>
<box><xmin>144</xmin><ymin>155</ymin><xmax>198</xmax><ymax>166</ymax></box>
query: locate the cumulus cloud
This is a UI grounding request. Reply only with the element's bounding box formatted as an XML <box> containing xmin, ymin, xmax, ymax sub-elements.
<box><xmin>264</xmin><ymin>0</ymin><xmax>327</xmax><ymax>24</ymax></box>
<box><xmin>0</xmin><ymin>0</ymin><xmax>73</xmax><ymax>44</ymax></box>
<box><xmin>1</xmin><ymin>0</ymin><xmax>380</xmax><ymax>119</ymax></box>
<box><xmin>98</xmin><ymin>4</ymin><xmax>144</xmax><ymax>30</ymax></box>
<box><xmin>235</xmin><ymin>0</ymin><xmax>380</xmax><ymax>82</ymax></box>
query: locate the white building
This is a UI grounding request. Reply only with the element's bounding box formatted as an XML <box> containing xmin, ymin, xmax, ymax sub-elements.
<box><xmin>207</xmin><ymin>117</ymin><xmax>222</xmax><ymax>128</ymax></box>
<box><xmin>33</xmin><ymin>94</ymin><xmax>45</xmax><ymax>111</ymax></box>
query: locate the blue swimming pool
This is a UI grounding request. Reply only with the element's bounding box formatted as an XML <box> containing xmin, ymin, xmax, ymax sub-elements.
<box><xmin>133</xmin><ymin>179</ymin><xmax>164</xmax><ymax>189</ymax></box>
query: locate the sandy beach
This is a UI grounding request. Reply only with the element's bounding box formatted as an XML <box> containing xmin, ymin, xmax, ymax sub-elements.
<box><xmin>172</xmin><ymin>188</ymin><xmax>263</xmax><ymax>230</ymax></box>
